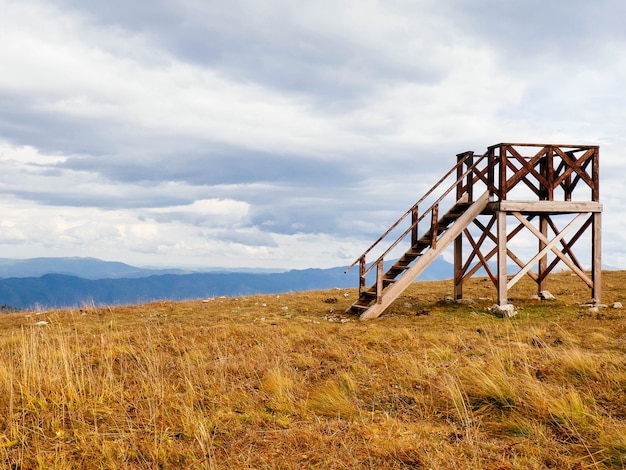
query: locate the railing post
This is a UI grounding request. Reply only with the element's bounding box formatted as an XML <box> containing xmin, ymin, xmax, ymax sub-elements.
<box><xmin>376</xmin><ymin>260</ymin><xmax>384</xmax><ymax>304</ymax></box>
<box><xmin>359</xmin><ymin>256</ymin><xmax>366</xmax><ymax>295</ymax></box>
<box><xmin>430</xmin><ymin>204</ymin><xmax>439</xmax><ymax>249</ymax></box>
<box><xmin>592</xmin><ymin>147</ymin><xmax>600</xmax><ymax>202</ymax></box>
<box><xmin>466</xmin><ymin>152</ymin><xmax>474</xmax><ymax>202</ymax></box>
<box><xmin>456</xmin><ymin>153</ymin><xmax>465</xmax><ymax>200</ymax></box>
<box><xmin>411</xmin><ymin>207</ymin><xmax>418</xmax><ymax>246</ymax></box>
<box><xmin>456</xmin><ymin>151</ymin><xmax>475</xmax><ymax>202</ymax></box>
<box><xmin>499</xmin><ymin>144</ymin><xmax>508</xmax><ymax>200</ymax></box>
<box><xmin>488</xmin><ymin>148</ymin><xmax>496</xmax><ymax>198</ymax></box>
<box><xmin>543</xmin><ymin>146</ymin><xmax>554</xmax><ymax>201</ymax></box>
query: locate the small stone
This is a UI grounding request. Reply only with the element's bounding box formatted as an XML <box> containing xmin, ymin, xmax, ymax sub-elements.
<box><xmin>34</xmin><ymin>320</ymin><xmax>49</xmax><ymax>326</ymax></box>
<box><xmin>403</xmin><ymin>302</ymin><xmax>413</xmax><ymax>308</ymax></box>
<box><xmin>612</xmin><ymin>302</ymin><xmax>623</xmax><ymax>309</ymax></box>
<box><xmin>539</xmin><ymin>290</ymin><xmax>556</xmax><ymax>301</ymax></box>
<box><xmin>588</xmin><ymin>306</ymin><xmax>599</xmax><ymax>314</ymax></box>
<box><xmin>529</xmin><ymin>294</ymin><xmax>541</xmax><ymax>300</ymax></box>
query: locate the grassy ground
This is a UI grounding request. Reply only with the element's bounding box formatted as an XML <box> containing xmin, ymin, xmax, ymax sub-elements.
<box><xmin>0</xmin><ymin>271</ymin><xmax>625</xmax><ymax>469</ymax></box>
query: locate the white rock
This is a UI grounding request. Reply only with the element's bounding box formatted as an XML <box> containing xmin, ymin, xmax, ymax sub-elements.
<box><xmin>34</xmin><ymin>321</ymin><xmax>49</xmax><ymax>326</ymax></box>
<box><xmin>539</xmin><ymin>290</ymin><xmax>556</xmax><ymax>301</ymax></box>
<box><xmin>612</xmin><ymin>302</ymin><xmax>623</xmax><ymax>309</ymax></box>
<box><xmin>488</xmin><ymin>304</ymin><xmax>518</xmax><ymax>318</ymax></box>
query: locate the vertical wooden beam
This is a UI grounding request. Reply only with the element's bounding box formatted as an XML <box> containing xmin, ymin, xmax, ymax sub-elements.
<box><xmin>592</xmin><ymin>211</ymin><xmax>602</xmax><ymax>303</ymax></box>
<box><xmin>488</xmin><ymin>148</ymin><xmax>496</xmax><ymax>197</ymax></box>
<box><xmin>466</xmin><ymin>152</ymin><xmax>474</xmax><ymax>202</ymax></box>
<box><xmin>592</xmin><ymin>147</ymin><xmax>600</xmax><ymax>202</ymax></box>
<box><xmin>411</xmin><ymin>207</ymin><xmax>418</xmax><ymax>247</ymax></box>
<box><xmin>497</xmin><ymin>210</ymin><xmax>508</xmax><ymax>305</ymax></box>
<box><xmin>376</xmin><ymin>260</ymin><xmax>384</xmax><ymax>304</ymax></box>
<box><xmin>499</xmin><ymin>145</ymin><xmax>508</xmax><ymax>200</ymax></box>
<box><xmin>456</xmin><ymin>153</ymin><xmax>465</xmax><ymax>200</ymax></box>
<box><xmin>430</xmin><ymin>204</ymin><xmax>439</xmax><ymax>249</ymax></box>
<box><xmin>454</xmin><ymin>233</ymin><xmax>463</xmax><ymax>300</ymax></box>
<box><xmin>359</xmin><ymin>257</ymin><xmax>366</xmax><ymax>295</ymax></box>
<box><xmin>538</xmin><ymin>215</ymin><xmax>548</xmax><ymax>294</ymax></box>
<box><xmin>539</xmin><ymin>150</ymin><xmax>548</xmax><ymax>200</ymax></box>
<box><xmin>546</xmin><ymin>146</ymin><xmax>554</xmax><ymax>201</ymax></box>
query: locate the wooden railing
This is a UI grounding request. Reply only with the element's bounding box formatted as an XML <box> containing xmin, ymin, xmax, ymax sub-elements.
<box><xmin>487</xmin><ymin>143</ymin><xmax>599</xmax><ymax>202</ymax></box>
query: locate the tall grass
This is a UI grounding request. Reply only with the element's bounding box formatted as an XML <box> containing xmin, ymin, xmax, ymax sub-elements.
<box><xmin>0</xmin><ymin>271</ymin><xmax>624</xmax><ymax>468</ymax></box>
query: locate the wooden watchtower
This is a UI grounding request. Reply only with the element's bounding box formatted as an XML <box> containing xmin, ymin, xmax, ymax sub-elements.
<box><xmin>346</xmin><ymin>143</ymin><xmax>601</xmax><ymax>320</ymax></box>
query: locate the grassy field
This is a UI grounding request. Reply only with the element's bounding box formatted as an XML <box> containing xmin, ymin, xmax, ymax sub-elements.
<box><xmin>0</xmin><ymin>271</ymin><xmax>625</xmax><ymax>469</ymax></box>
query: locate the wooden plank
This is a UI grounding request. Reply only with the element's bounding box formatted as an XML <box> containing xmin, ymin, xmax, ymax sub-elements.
<box><xmin>489</xmin><ymin>143</ymin><xmax>598</xmax><ymax>150</ymax></box>
<box><xmin>486</xmin><ymin>201</ymin><xmax>602</xmax><ymax>213</ymax></box>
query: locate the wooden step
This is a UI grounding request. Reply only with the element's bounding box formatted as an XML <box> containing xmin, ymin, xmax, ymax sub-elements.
<box><xmin>360</xmin><ymin>291</ymin><xmax>377</xmax><ymax>299</ymax></box>
<box><xmin>389</xmin><ymin>263</ymin><xmax>410</xmax><ymax>271</ymax></box>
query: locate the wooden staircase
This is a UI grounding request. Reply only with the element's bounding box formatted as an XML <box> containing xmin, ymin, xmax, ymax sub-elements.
<box><xmin>345</xmin><ymin>151</ymin><xmax>491</xmax><ymax>320</ymax></box>
<box><xmin>347</xmin><ymin>192</ymin><xmax>489</xmax><ymax>319</ymax></box>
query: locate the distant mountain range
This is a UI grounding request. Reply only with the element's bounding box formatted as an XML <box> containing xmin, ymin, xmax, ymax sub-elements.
<box><xmin>0</xmin><ymin>256</ymin><xmax>457</xmax><ymax>310</ymax></box>
<box><xmin>0</xmin><ymin>257</ymin><xmax>284</xmax><ymax>279</ymax></box>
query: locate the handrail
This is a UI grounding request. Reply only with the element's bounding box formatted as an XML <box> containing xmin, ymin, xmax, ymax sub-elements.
<box><xmin>345</xmin><ymin>153</ymin><xmax>488</xmax><ymax>276</ymax></box>
<box><xmin>344</xmin><ymin>153</ymin><xmax>476</xmax><ymax>273</ymax></box>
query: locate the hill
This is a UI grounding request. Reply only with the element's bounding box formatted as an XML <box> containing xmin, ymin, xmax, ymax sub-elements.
<box><xmin>0</xmin><ymin>271</ymin><xmax>624</xmax><ymax>468</ymax></box>
<box><xmin>0</xmin><ymin>257</ymin><xmax>456</xmax><ymax>309</ymax></box>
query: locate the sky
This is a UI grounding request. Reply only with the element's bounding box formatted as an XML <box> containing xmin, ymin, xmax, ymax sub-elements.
<box><xmin>0</xmin><ymin>0</ymin><xmax>625</xmax><ymax>270</ymax></box>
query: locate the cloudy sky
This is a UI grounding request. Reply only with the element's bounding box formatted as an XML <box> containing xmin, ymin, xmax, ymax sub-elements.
<box><xmin>0</xmin><ymin>0</ymin><xmax>625</xmax><ymax>270</ymax></box>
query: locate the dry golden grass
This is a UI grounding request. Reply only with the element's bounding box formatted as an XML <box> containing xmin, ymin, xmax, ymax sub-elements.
<box><xmin>0</xmin><ymin>271</ymin><xmax>625</xmax><ymax>468</ymax></box>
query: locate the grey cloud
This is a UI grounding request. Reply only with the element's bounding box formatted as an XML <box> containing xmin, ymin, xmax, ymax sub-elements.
<box><xmin>50</xmin><ymin>0</ymin><xmax>447</xmax><ymax>106</ymax></box>
<box><xmin>59</xmin><ymin>149</ymin><xmax>353</xmax><ymax>187</ymax></box>
<box><xmin>9</xmin><ymin>187</ymin><xmax>193</xmax><ymax>210</ymax></box>
<box><xmin>448</xmin><ymin>0</ymin><xmax>626</xmax><ymax>63</ymax></box>
<box><xmin>0</xmin><ymin>93</ymin><xmax>129</xmax><ymax>156</ymax></box>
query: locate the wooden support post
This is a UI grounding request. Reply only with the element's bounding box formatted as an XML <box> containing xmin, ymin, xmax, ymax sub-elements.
<box><xmin>376</xmin><ymin>261</ymin><xmax>384</xmax><ymax>304</ymax></box>
<box><xmin>454</xmin><ymin>233</ymin><xmax>463</xmax><ymax>300</ymax></box>
<box><xmin>430</xmin><ymin>204</ymin><xmax>439</xmax><ymax>249</ymax></box>
<box><xmin>466</xmin><ymin>152</ymin><xmax>474</xmax><ymax>202</ymax></box>
<box><xmin>411</xmin><ymin>207</ymin><xmax>418</xmax><ymax>246</ymax></box>
<box><xmin>592</xmin><ymin>211</ymin><xmax>602</xmax><ymax>303</ymax></box>
<box><xmin>538</xmin><ymin>215</ymin><xmax>548</xmax><ymax>294</ymax></box>
<box><xmin>497</xmin><ymin>210</ymin><xmax>508</xmax><ymax>305</ymax></box>
<box><xmin>359</xmin><ymin>257</ymin><xmax>366</xmax><ymax>295</ymax></box>
<box><xmin>499</xmin><ymin>145</ymin><xmax>508</xmax><ymax>200</ymax></box>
